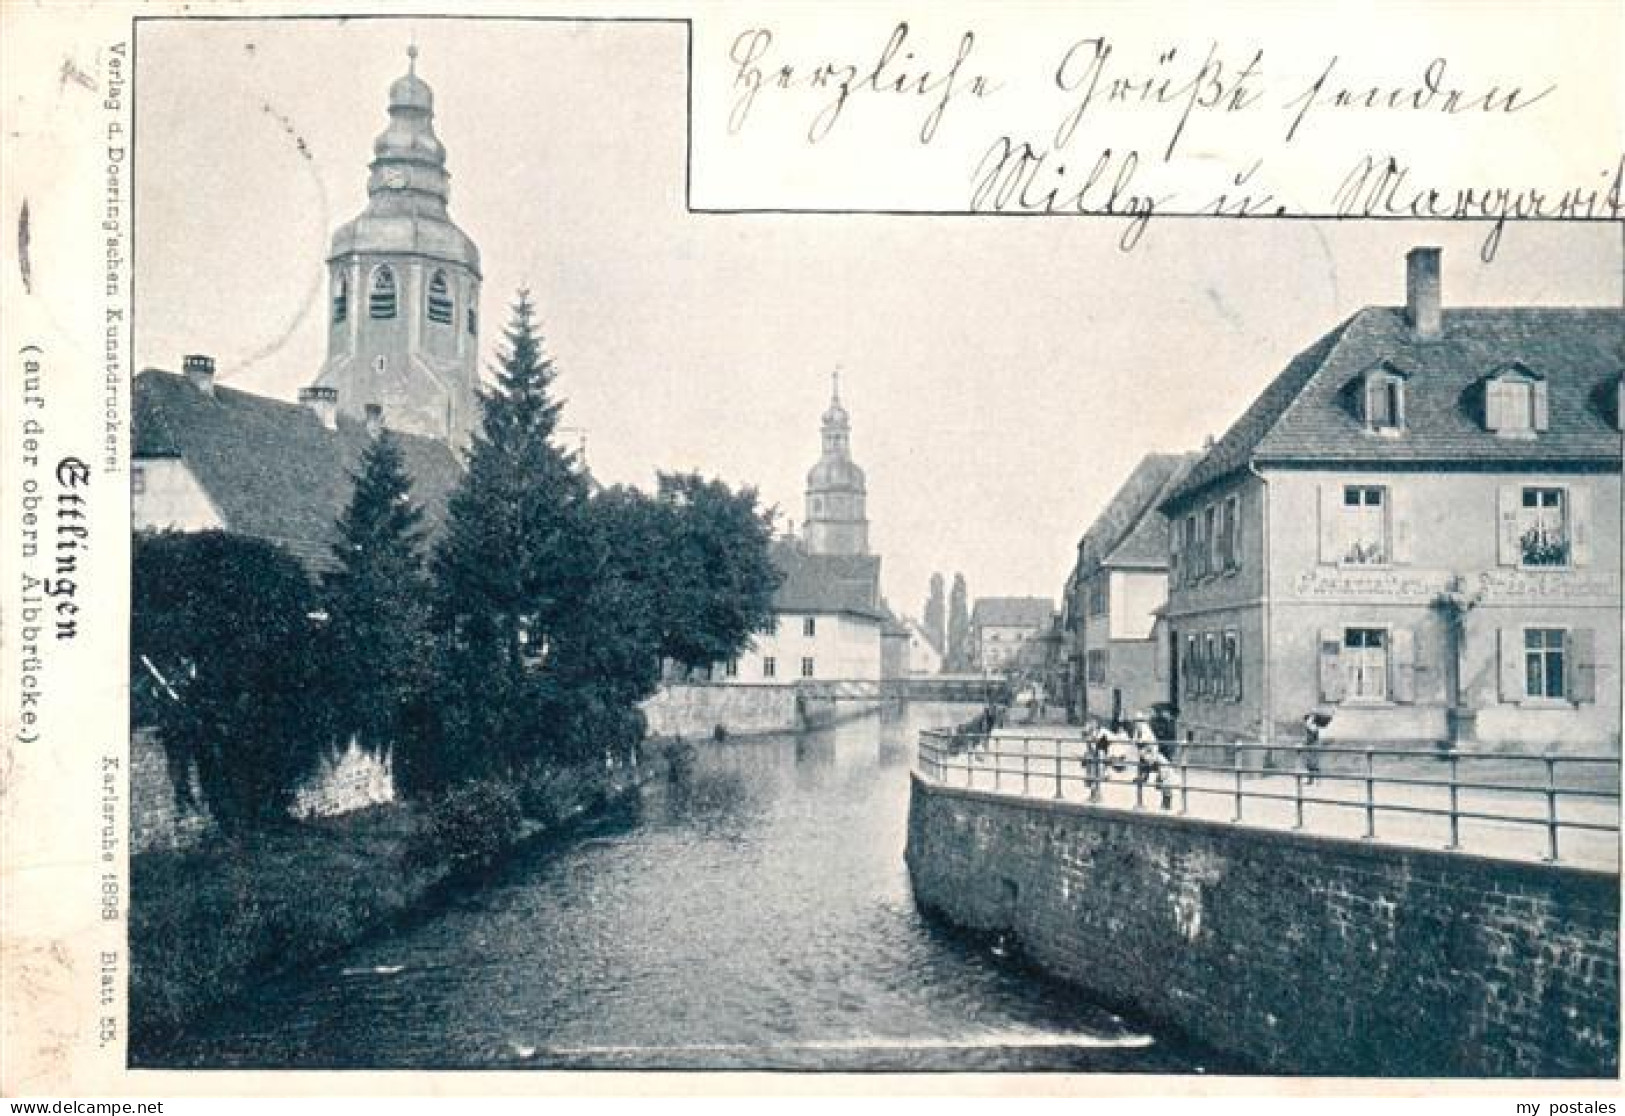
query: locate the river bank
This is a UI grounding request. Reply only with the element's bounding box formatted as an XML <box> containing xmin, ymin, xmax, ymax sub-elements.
<box><xmin>128</xmin><ymin>757</ymin><xmax>654</xmax><ymax>1062</ymax></box>
<box><xmin>133</xmin><ymin>703</ymin><xmax>1223</xmax><ymax>1073</ymax></box>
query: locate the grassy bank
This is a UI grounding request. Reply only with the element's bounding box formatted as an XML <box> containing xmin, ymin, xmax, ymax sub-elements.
<box><xmin>128</xmin><ymin>759</ymin><xmax>650</xmax><ymax>1059</ymax></box>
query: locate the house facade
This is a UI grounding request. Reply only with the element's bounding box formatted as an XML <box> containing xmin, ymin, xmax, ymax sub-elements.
<box><xmin>1160</xmin><ymin>247</ymin><xmax>1622</xmax><ymax>750</ymax></box>
<box><xmin>971</xmin><ymin>597</ymin><xmax>1055</xmax><ymax>675</ymax></box>
<box><xmin>1063</xmin><ymin>452</ymin><xmax>1198</xmax><ymax>726</ymax></box>
<box><xmin>902</xmin><ymin>618</ymin><xmax>945</xmax><ymax>675</ymax></box>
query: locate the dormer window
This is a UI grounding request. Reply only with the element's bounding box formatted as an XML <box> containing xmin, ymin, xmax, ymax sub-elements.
<box><xmin>1483</xmin><ymin>362</ymin><xmax>1547</xmax><ymax>437</ymax></box>
<box><xmin>1357</xmin><ymin>360</ymin><xmax>1409</xmax><ymax>433</ymax></box>
<box><xmin>369</xmin><ymin>266</ymin><xmax>397</xmax><ymax>319</ymax></box>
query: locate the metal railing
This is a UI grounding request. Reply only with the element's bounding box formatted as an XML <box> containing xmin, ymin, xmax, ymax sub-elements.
<box><xmin>917</xmin><ymin>729</ymin><xmax>1621</xmax><ymax>868</ymax></box>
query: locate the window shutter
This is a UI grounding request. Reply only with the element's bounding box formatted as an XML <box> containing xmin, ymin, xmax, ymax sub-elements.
<box><xmin>1496</xmin><ymin>486</ymin><xmax>1521</xmax><ymax>566</ymax></box>
<box><xmin>1568</xmin><ymin>628</ymin><xmax>1596</xmax><ymax>704</ymax></box>
<box><xmin>1531</xmin><ymin>379</ymin><xmax>1550</xmax><ymax>431</ymax></box>
<box><xmin>1497</xmin><ymin>628</ymin><xmax>1523</xmax><ymax>703</ymax></box>
<box><xmin>1390</xmin><ymin>484</ymin><xmax>1412</xmax><ymax>565</ymax></box>
<box><xmin>1485</xmin><ymin>382</ymin><xmax>1504</xmax><ymax>432</ymax></box>
<box><xmin>1233</xmin><ymin>632</ymin><xmax>1244</xmax><ymax>700</ymax></box>
<box><xmin>1390</xmin><ymin>627</ymin><xmax>1417</xmax><ymax>703</ymax></box>
<box><xmin>1569</xmin><ymin>485</ymin><xmax>1592</xmax><ymax>567</ymax></box>
<box><xmin>1318</xmin><ymin>485</ymin><xmax>1340</xmax><ymax>565</ymax></box>
<box><xmin>1318</xmin><ymin>628</ymin><xmax>1344</xmax><ymax>702</ymax></box>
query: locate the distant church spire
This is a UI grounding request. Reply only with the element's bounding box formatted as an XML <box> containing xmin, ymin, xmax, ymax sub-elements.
<box><xmin>805</xmin><ymin>368</ymin><xmax>868</xmax><ymax>556</ymax></box>
<box><xmin>307</xmin><ymin>48</ymin><xmax>483</xmax><ymax>449</ymax></box>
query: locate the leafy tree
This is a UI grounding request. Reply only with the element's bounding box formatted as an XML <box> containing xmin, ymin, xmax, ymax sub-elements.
<box><xmin>946</xmin><ymin>572</ymin><xmax>970</xmax><ymax>672</ymax></box>
<box><xmin>582</xmin><ymin>474</ymin><xmax>780</xmax><ymax>686</ymax></box>
<box><xmin>131</xmin><ymin>530</ymin><xmax>329</xmax><ymax>829</ymax></box>
<box><xmin>430</xmin><ymin>291</ymin><xmax>596</xmax><ymax>782</ymax></box>
<box><xmin>923</xmin><ymin>572</ymin><xmax>945</xmax><ymax>654</ymax></box>
<box><xmin>323</xmin><ymin>428</ymin><xmax>434</xmax><ymax>772</ymax></box>
<box><xmin>649</xmin><ymin>472</ymin><xmax>780</xmax><ymax>671</ymax></box>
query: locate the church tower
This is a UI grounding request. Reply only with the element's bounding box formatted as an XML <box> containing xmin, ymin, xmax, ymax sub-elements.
<box><xmin>307</xmin><ymin>48</ymin><xmax>481</xmax><ymax>448</ymax></box>
<box><xmin>803</xmin><ymin>372</ymin><xmax>869</xmax><ymax>556</ymax></box>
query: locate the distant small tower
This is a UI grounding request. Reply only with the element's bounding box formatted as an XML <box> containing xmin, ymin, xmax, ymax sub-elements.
<box><xmin>803</xmin><ymin>371</ymin><xmax>869</xmax><ymax>556</ymax></box>
<box><xmin>308</xmin><ymin>47</ymin><xmax>481</xmax><ymax>448</ymax></box>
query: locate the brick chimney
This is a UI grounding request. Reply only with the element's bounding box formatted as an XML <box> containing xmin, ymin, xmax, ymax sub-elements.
<box><xmin>364</xmin><ymin>402</ymin><xmax>383</xmax><ymax>439</ymax></box>
<box><xmin>299</xmin><ymin>385</ymin><xmax>339</xmax><ymax>430</ymax></box>
<box><xmin>183</xmin><ymin>354</ymin><xmax>215</xmax><ymax>397</ymax></box>
<box><xmin>1406</xmin><ymin>246</ymin><xmax>1442</xmax><ymax>340</ymax></box>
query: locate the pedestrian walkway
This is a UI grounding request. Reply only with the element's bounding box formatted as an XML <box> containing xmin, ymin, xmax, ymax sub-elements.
<box><xmin>920</xmin><ymin>730</ymin><xmax>1620</xmax><ymax>872</ymax></box>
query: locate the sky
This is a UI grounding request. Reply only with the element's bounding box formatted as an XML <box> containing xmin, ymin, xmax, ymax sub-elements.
<box><xmin>133</xmin><ymin>17</ymin><xmax>1623</xmax><ymax>619</ymax></box>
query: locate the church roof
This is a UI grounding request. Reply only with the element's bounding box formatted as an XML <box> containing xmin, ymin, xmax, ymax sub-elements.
<box><xmin>134</xmin><ymin>367</ymin><xmax>463</xmax><ymax>572</ymax></box>
<box><xmin>770</xmin><ymin>540</ymin><xmax>885</xmax><ymax>621</ymax></box>
<box><xmin>806</xmin><ymin>455</ymin><xmax>866</xmax><ymax>492</ymax></box>
<box><xmin>329</xmin><ymin>49</ymin><xmax>481</xmax><ymax>275</ymax></box>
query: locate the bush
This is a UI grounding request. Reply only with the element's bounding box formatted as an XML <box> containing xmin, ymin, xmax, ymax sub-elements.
<box><xmin>132</xmin><ymin>530</ymin><xmax>331</xmax><ymax>829</ymax></box>
<box><xmin>409</xmin><ymin>779</ymin><xmax>523</xmax><ymax>871</ymax></box>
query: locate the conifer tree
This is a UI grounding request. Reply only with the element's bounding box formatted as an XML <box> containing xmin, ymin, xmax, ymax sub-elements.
<box><xmin>431</xmin><ymin>291</ymin><xmax>595</xmax><ymax>781</ymax></box>
<box><xmin>923</xmin><ymin>572</ymin><xmax>946</xmax><ymax>654</ymax></box>
<box><xmin>323</xmin><ymin>427</ymin><xmax>433</xmax><ymax>768</ymax></box>
<box><xmin>947</xmin><ymin>572</ymin><xmax>970</xmax><ymax>673</ymax></box>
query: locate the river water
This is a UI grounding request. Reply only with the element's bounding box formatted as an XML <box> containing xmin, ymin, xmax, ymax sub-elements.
<box><xmin>163</xmin><ymin>702</ymin><xmax>1223</xmax><ymax>1072</ymax></box>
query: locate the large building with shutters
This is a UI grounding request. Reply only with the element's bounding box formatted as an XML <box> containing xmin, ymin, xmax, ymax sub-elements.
<box><xmin>1158</xmin><ymin>247</ymin><xmax>1621</xmax><ymax>750</ymax></box>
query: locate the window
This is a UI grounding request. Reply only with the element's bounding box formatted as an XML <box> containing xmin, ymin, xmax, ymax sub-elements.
<box><xmin>1205</xmin><ymin>505</ymin><xmax>1219</xmax><ymax>577</ymax></box>
<box><xmin>427</xmin><ymin>270</ymin><xmax>453</xmax><ymax>325</ymax></box>
<box><xmin>1341</xmin><ymin>485</ymin><xmax>1388</xmax><ymax>565</ymax></box>
<box><xmin>1524</xmin><ymin>629</ymin><xmax>1566</xmax><ymax>699</ymax></box>
<box><xmin>467</xmin><ymin>306</ymin><xmax>478</xmax><ymax>335</ymax></box>
<box><xmin>724</xmin><ymin>659</ymin><xmax>739</xmax><ymax>678</ymax></box>
<box><xmin>332</xmin><ymin>276</ymin><xmax>348</xmax><ymax>323</ymax></box>
<box><xmin>1220</xmin><ymin>496</ymin><xmax>1240</xmax><ymax>572</ymax></box>
<box><xmin>1087</xmin><ymin>579</ymin><xmax>1107</xmax><ymax>616</ymax></box>
<box><xmin>803</xmin><ymin>616</ymin><xmax>817</xmax><ymax>637</ymax></box>
<box><xmin>1343</xmin><ymin>628</ymin><xmax>1388</xmax><ymax>701</ymax></box>
<box><xmin>1182</xmin><ymin>635</ymin><xmax>1197</xmax><ymax>698</ymax></box>
<box><xmin>1086</xmin><ymin>649</ymin><xmax>1107</xmax><ymax>684</ymax></box>
<box><xmin>1487</xmin><ymin>379</ymin><xmax>1531</xmax><ymax>432</ymax></box>
<box><xmin>131</xmin><ymin>465</ymin><xmax>145</xmax><ymax>495</ymax></box>
<box><xmin>1183</xmin><ymin>516</ymin><xmax>1197</xmax><ymax>584</ymax></box>
<box><xmin>762</xmin><ymin>656</ymin><xmax>777</xmax><ymax>679</ymax></box>
<box><xmin>1203</xmin><ymin>633</ymin><xmax>1218</xmax><ymax>698</ymax></box>
<box><xmin>1364</xmin><ymin>373</ymin><xmax>1405</xmax><ymax>430</ymax></box>
<box><xmin>1222</xmin><ymin>630</ymin><xmax>1240</xmax><ymax>700</ymax></box>
<box><xmin>1518</xmin><ymin>487</ymin><xmax>1568</xmax><ymax>567</ymax></box>
<box><xmin>369</xmin><ymin>267</ymin><xmax>397</xmax><ymax>319</ymax></box>
<box><xmin>1485</xmin><ymin>365</ymin><xmax>1548</xmax><ymax>435</ymax></box>
<box><xmin>801</xmin><ymin>657</ymin><xmax>815</xmax><ymax>678</ymax></box>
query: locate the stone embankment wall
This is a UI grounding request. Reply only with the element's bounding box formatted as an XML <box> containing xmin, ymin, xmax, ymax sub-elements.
<box><xmin>131</xmin><ymin>730</ymin><xmax>212</xmax><ymax>853</ymax></box>
<box><xmin>132</xmin><ymin>730</ymin><xmax>395</xmax><ymax>852</ymax></box>
<box><xmin>905</xmin><ymin>777</ymin><xmax>1618</xmax><ymax>1077</ymax></box>
<box><xmin>641</xmin><ymin>683</ymin><xmax>879</xmax><ymax>740</ymax></box>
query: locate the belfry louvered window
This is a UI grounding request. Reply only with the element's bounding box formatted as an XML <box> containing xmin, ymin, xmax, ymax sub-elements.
<box><xmin>427</xmin><ymin>270</ymin><xmax>453</xmax><ymax>325</ymax></box>
<box><xmin>369</xmin><ymin>267</ymin><xmax>397</xmax><ymax>319</ymax></box>
<box><xmin>333</xmin><ymin>275</ymin><xmax>348</xmax><ymax>323</ymax></box>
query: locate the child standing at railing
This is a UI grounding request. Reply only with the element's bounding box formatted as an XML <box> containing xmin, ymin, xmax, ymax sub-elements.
<box><xmin>1132</xmin><ymin>715</ymin><xmax>1176</xmax><ymax>810</ymax></box>
<box><xmin>1302</xmin><ymin>710</ymin><xmax>1332</xmax><ymax>784</ymax></box>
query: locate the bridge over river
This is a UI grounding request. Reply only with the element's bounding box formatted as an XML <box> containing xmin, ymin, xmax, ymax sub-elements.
<box><xmin>153</xmin><ymin>702</ymin><xmax>1231</xmax><ymax>1072</ymax></box>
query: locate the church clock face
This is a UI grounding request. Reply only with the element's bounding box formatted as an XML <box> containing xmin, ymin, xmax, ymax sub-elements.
<box><xmin>383</xmin><ymin>168</ymin><xmax>406</xmax><ymax>189</ymax></box>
